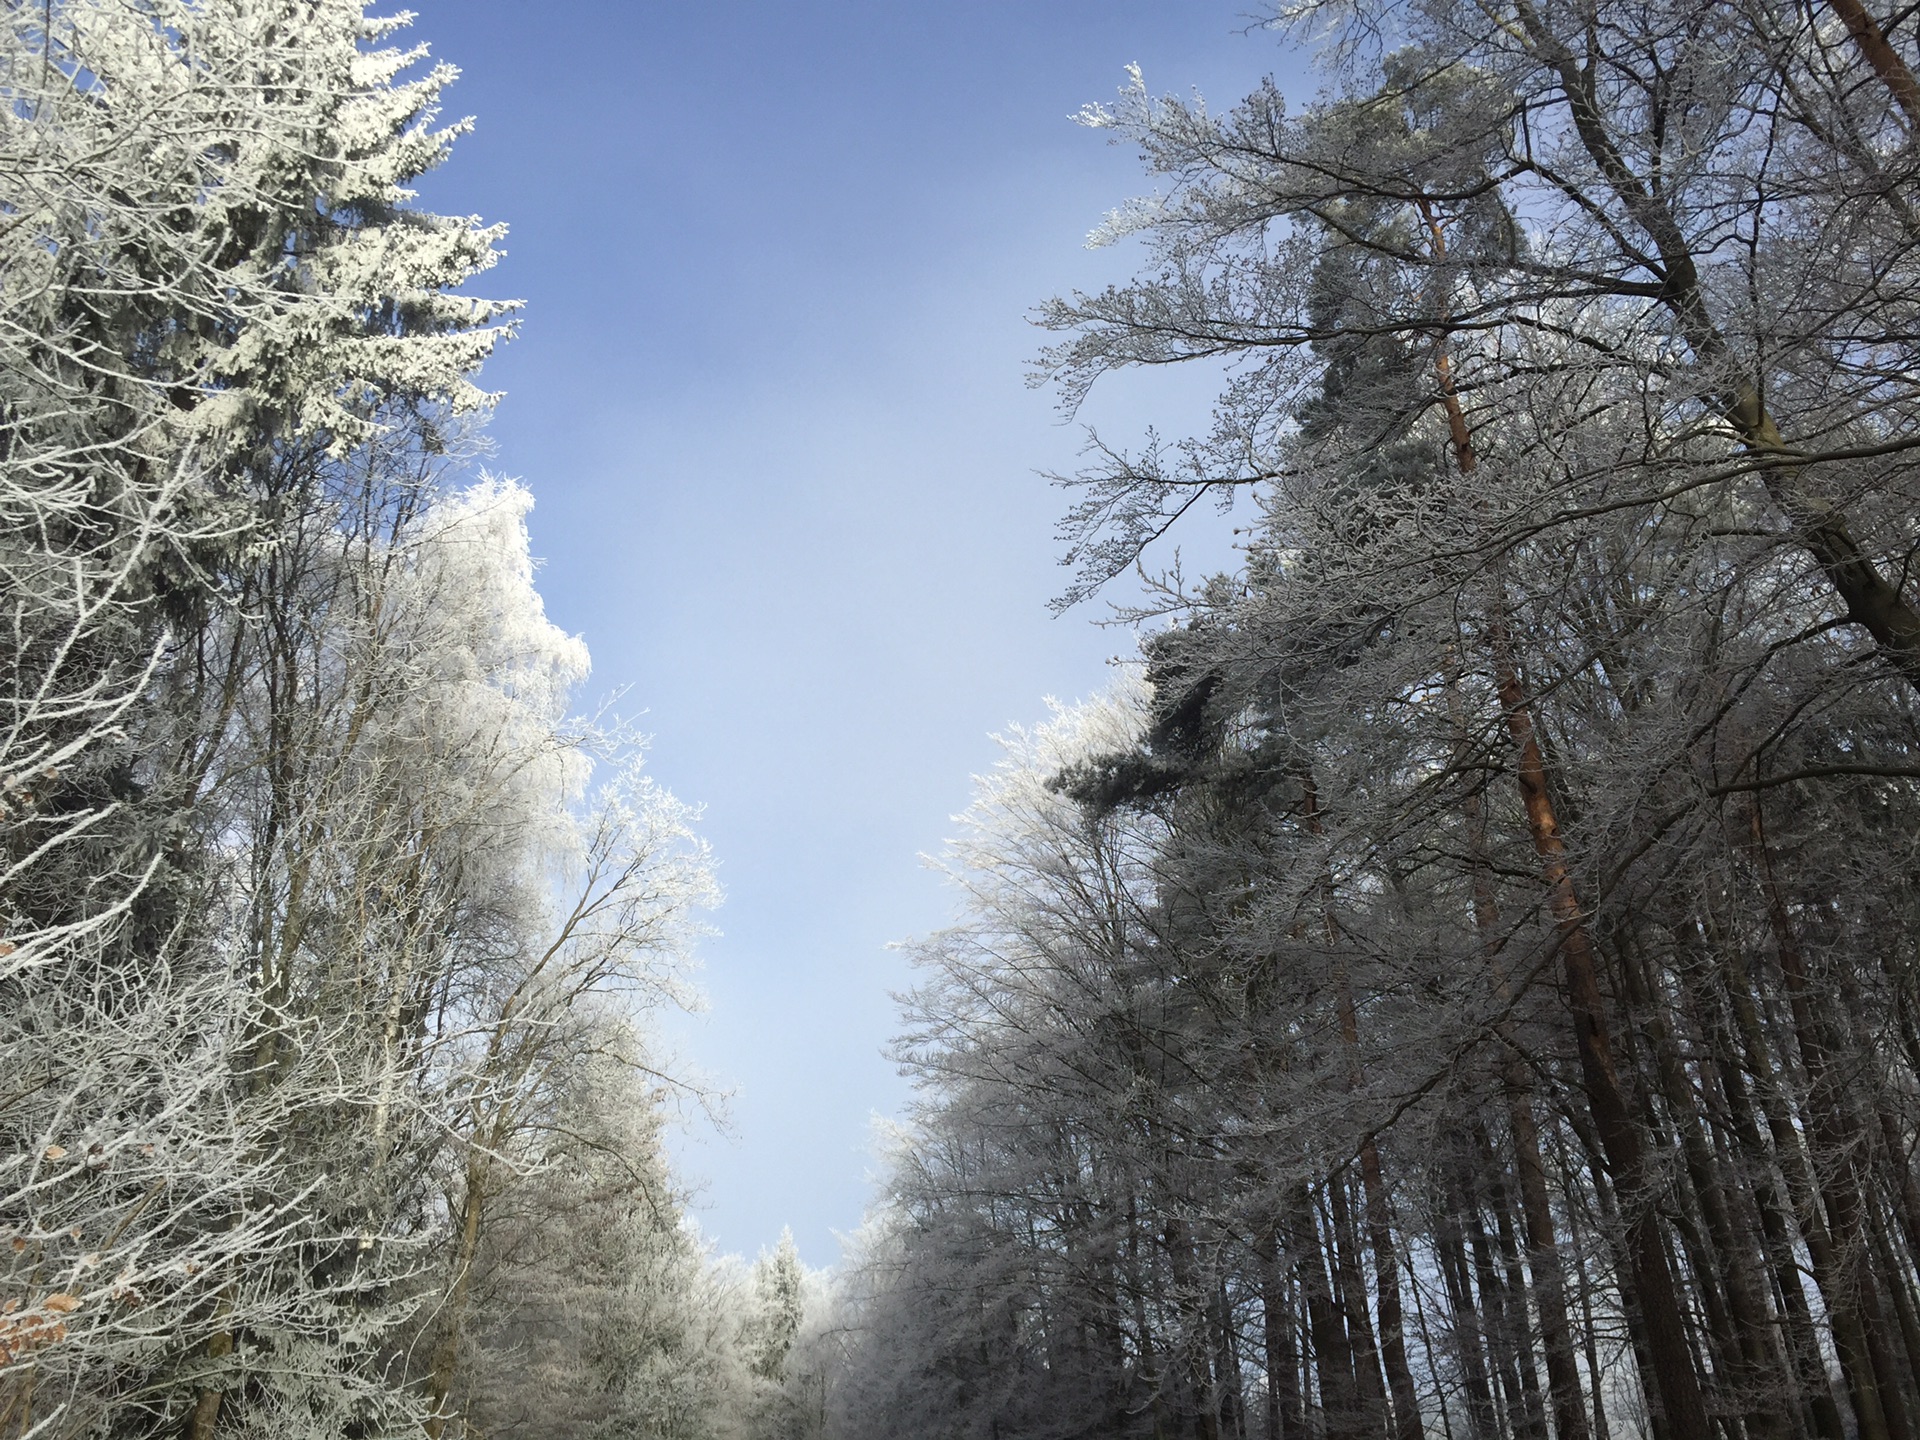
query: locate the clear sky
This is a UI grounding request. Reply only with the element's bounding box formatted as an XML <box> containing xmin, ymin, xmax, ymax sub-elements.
<box><xmin>402</xmin><ymin>0</ymin><xmax>1309</xmax><ymax>1269</ymax></box>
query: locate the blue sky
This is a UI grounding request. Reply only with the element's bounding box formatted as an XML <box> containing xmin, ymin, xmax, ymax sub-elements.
<box><xmin>403</xmin><ymin>0</ymin><xmax>1308</xmax><ymax>1268</ymax></box>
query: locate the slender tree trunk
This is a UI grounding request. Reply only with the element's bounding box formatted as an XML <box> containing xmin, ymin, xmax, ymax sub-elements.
<box><xmin>1505</xmin><ymin>1093</ymin><xmax>1592</xmax><ymax>1440</ymax></box>
<box><xmin>1450</xmin><ymin>688</ymin><xmax>1592</xmax><ymax>1440</ymax></box>
<box><xmin>1325</xmin><ymin>1176</ymin><xmax>1390</xmax><ymax>1435</ymax></box>
<box><xmin>1869</xmin><ymin>1205</ymin><xmax>1920</xmax><ymax>1422</ymax></box>
<box><xmin>1092</xmin><ymin>1232</ymin><xmax>1135</xmax><ymax>1431</ymax></box>
<box><xmin>1130</xmin><ymin>1192</ymin><xmax>1173</xmax><ymax>1440</ymax></box>
<box><xmin>185</xmin><ymin>1302</ymin><xmax>235</xmax><ymax>1440</ymax></box>
<box><xmin>1464</xmin><ymin>1185</ymin><xmax>1530</xmax><ymax>1439</ymax></box>
<box><xmin>1482</xmin><ymin>1149</ymin><xmax>1550</xmax><ymax>1440</ymax></box>
<box><xmin>1874</xmin><ymin>1094</ymin><xmax>1920</xmax><ymax>1294</ymax></box>
<box><xmin>1488</xmin><ymin>634</ymin><xmax>1711</xmax><ymax>1436</ymax></box>
<box><xmin>1748</xmin><ymin>801</ymin><xmax>1905</xmax><ymax>1440</ymax></box>
<box><xmin>1166</xmin><ymin>1215</ymin><xmax>1221</xmax><ymax>1440</ymax></box>
<box><xmin>1212</xmin><ymin>1279</ymin><xmax>1247</xmax><ymax>1440</ymax></box>
<box><xmin>1436</xmin><ymin>1201</ymin><xmax>1499</xmax><ymax>1440</ymax></box>
<box><xmin>1825</xmin><ymin>0</ymin><xmax>1920</xmax><ymax>124</ymax></box>
<box><xmin>1696</xmin><ymin>951</ymin><xmax>1848</xmax><ymax>1440</ymax></box>
<box><xmin>1567</xmin><ymin>1209</ymin><xmax>1614</xmax><ymax>1440</ymax></box>
<box><xmin>1632</xmin><ymin>941</ymin><xmax>1791</xmax><ymax>1440</ymax></box>
<box><xmin>1406</xmin><ymin>1257</ymin><xmax>1458</xmax><ymax>1440</ymax></box>
<box><xmin>425</xmin><ymin>1152</ymin><xmax>488</xmax><ymax>1440</ymax></box>
<box><xmin>1301</xmin><ymin>775</ymin><xmax>1421</xmax><ymax>1440</ymax></box>
<box><xmin>1429</xmin><ymin>329</ymin><xmax>1710</xmax><ymax>1434</ymax></box>
<box><xmin>1359</xmin><ymin>1138</ymin><xmax>1424</xmax><ymax>1440</ymax></box>
<box><xmin>1291</xmin><ymin>1184</ymin><xmax>1364</xmax><ymax>1439</ymax></box>
<box><xmin>1258</xmin><ymin>1228</ymin><xmax>1307</xmax><ymax>1440</ymax></box>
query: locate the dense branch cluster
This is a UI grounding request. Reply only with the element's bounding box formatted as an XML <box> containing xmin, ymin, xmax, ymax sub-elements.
<box><xmin>828</xmin><ymin>3</ymin><xmax>1920</xmax><ymax>1440</ymax></box>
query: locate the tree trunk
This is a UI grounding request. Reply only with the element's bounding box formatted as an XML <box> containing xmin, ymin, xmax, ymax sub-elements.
<box><xmin>1325</xmin><ymin>1177</ymin><xmax>1390</xmax><ymax>1435</ymax></box>
<box><xmin>1633</xmin><ymin>939</ymin><xmax>1791</xmax><ymax>1440</ymax></box>
<box><xmin>1359</xmin><ymin>1138</ymin><xmax>1423</xmax><ymax>1440</ymax></box>
<box><xmin>1488</xmin><ymin>629</ymin><xmax>1712</xmax><ymax>1439</ymax></box>
<box><xmin>1431</xmin><ymin>314</ymin><xmax>1710</xmax><ymax>1436</ymax></box>
<box><xmin>1257</xmin><ymin>1227</ymin><xmax>1307</xmax><ymax>1440</ymax></box>
<box><xmin>1825</xmin><ymin>0</ymin><xmax>1920</xmax><ymax>125</ymax></box>
<box><xmin>1290</xmin><ymin>1184</ymin><xmax>1364</xmax><ymax>1439</ymax></box>
<box><xmin>1166</xmin><ymin>1215</ymin><xmax>1221</xmax><ymax>1440</ymax></box>
<box><xmin>1483</xmin><ymin>1147</ymin><xmax>1550</xmax><ymax>1440</ymax></box>
<box><xmin>1748</xmin><ymin>800</ymin><xmax>1906</xmax><ymax>1440</ymax></box>
<box><xmin>185</xmin><ymin>1313</ymin><xmax>234</xmax><ymax>1440</ymax></box>
<box><xmin>425</xmin><ymin>1152</ymin><xmax>488</xmax><ymax>1440</ymax></box>
<box><xmin>1436</xmin><ymin>1198</ymin><xmax>1500</xmax><ymax>1440</ymax></box>
<box><xmin>1464</xmin><ymin>1182</ymin><xmax>1533</xmax><ymax>1440</ymax></box>
<box><xmin>1450</xmin><ymin>684</ymin><xmax>1592</xmax><ymax>1440</ymax></box>
<box><xmin>1697</xmin><ymin>949</ymin><xmax>1848</xmax><ymax>1440</ymax></box>
<box><xmin>1211</xmin><ymin>1279</ymin><xmax>1247</xmax><ymax>1440</ymax></box>
<box><xmin>1301</xmin><ymin>774</ymin><xmax>1420</xmax><ymax>1440</ymax></box>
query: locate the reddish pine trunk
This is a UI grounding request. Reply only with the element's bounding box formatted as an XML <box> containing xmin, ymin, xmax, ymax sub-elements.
<box><xmin>1826</xmin><ymin>0</ymin><xmax>1920</xmax><ymax>124</ymax></box>
<box><xmin>1451</xmin><ymin>701</ymin><xmax>1592</xmax><ymax>1440</ymax></box>
<box><xmin>1430</xmin><ymin>292</ymin><xmax>1708</xmax><ymax>1436</ymax></box>
<box><xmin>1488</xmin><ymin>643</ymin><xmax>1710</xmax><ymax>1437</ymax></box>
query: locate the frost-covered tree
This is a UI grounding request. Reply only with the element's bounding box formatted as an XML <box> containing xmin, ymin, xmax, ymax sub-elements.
<box><xmin>836</xmin><ymin>5</ymin><xmax>1920</xmax><ymax>1440</ymax></box>
<box><xmin>2</xmin><ymin>0</ymin><xmax>510</xmax><ymax>1429</ymax></box>
<box><xmin>1</xmin><ymin>5</ymin><xmax>731</xmax><ymax>1438</ymax></box>
<box><xmin>447</xmin><ymin>1036</ymin><xmax>751</xmax><ymax>1440</ymax></box>
<box><xmin>747</xmin><ymin>1231</ymin><xmax>807</xmax><ymax>1383</ymax></box>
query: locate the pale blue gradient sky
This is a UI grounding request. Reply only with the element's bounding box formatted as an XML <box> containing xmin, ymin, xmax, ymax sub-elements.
<box><xmin>404</xmin><ymin>0</ymin><xmax>1308</xmax><ymax>1268</ymax></box>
